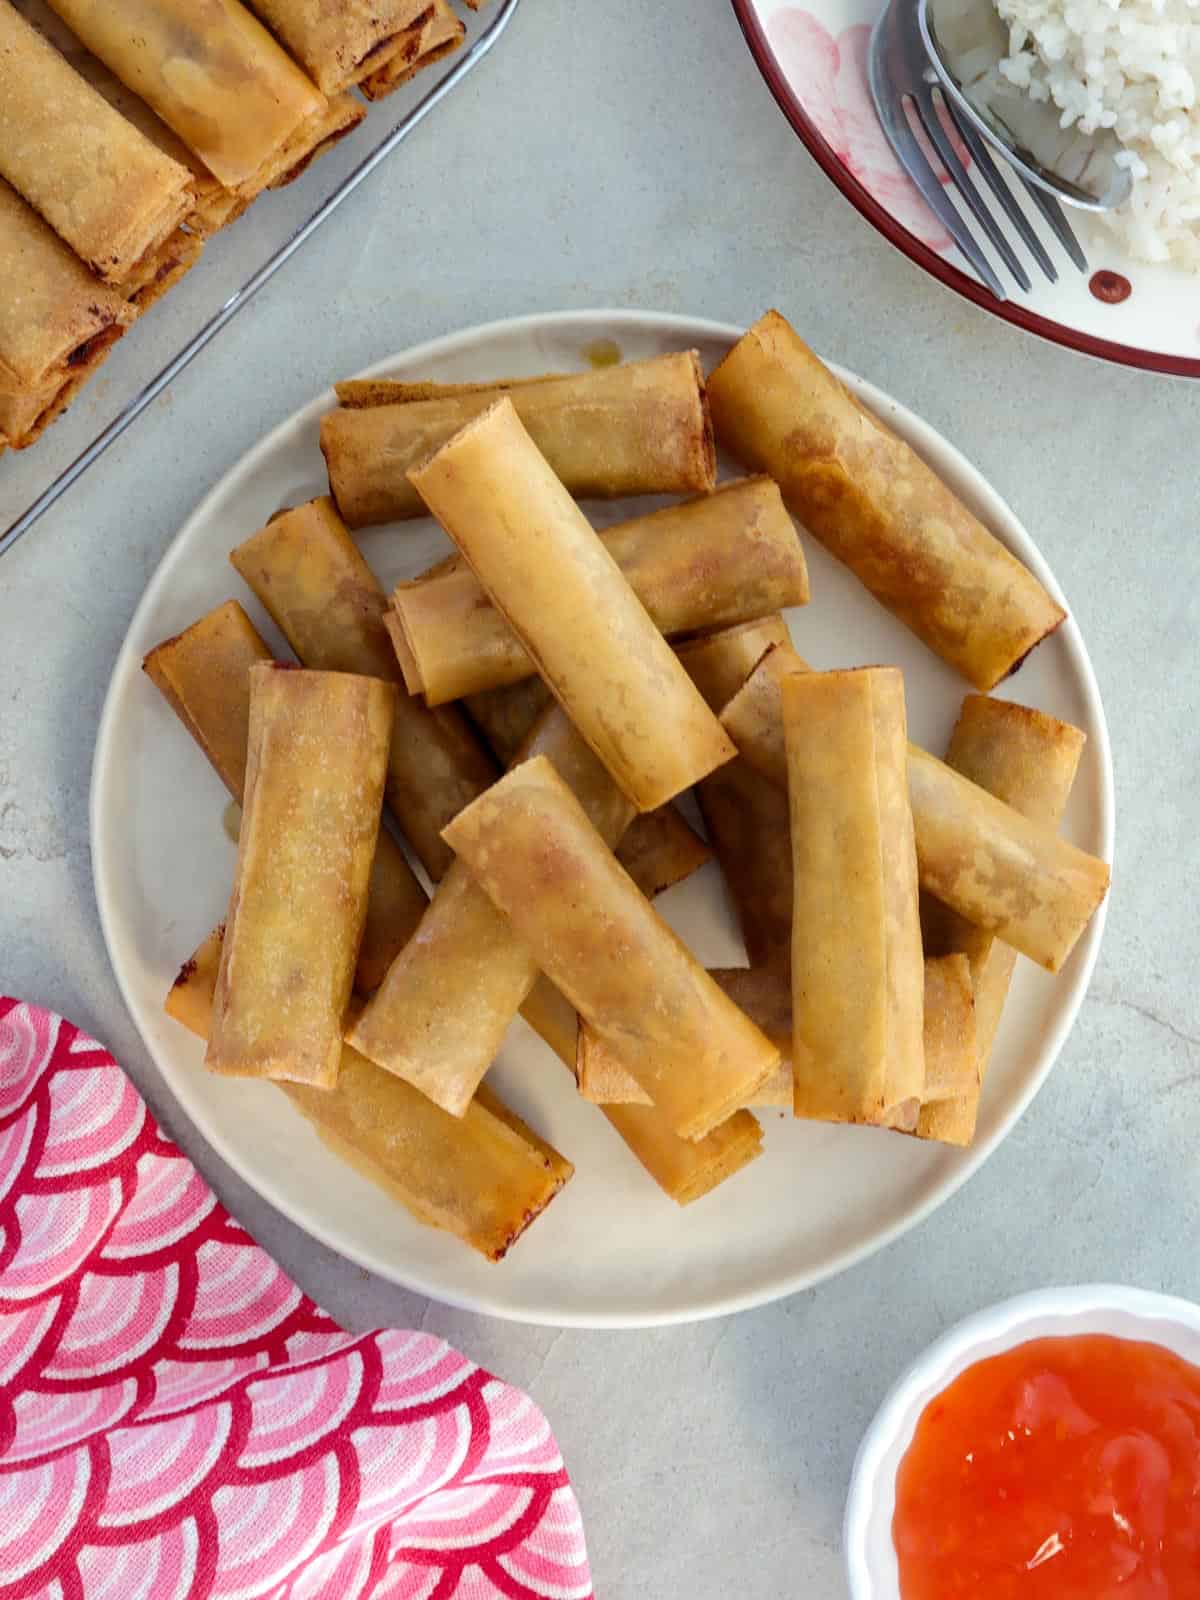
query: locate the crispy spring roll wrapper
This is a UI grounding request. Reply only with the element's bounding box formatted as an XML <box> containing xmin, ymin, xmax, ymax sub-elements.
<box><xmin>390</xmin><ymin>477</ymin><xmax>808</xmax><ymax>703</ymax></box>
<box><xmin>167</xmin><ymin>929</ymin><xmax>572</xmax><ymax>1262</ymax></box>
<box><xmin>207</xmin><ymin>666</ymin><xmax>395</xmax><ymax>1087</ymax></box>
<box><xmin>707</xmin><ymin>311</ymin><xmax>1066</xmax><ymax>690</ymax></box>
<box><xmin>463</xmin><ymin>675</ymin><xmax>710</xmax><ymax>899</ymax></box>
<box><xmin>721</xmin><ymin>644</ymin><xmax>1109</xmax><ymax>972</ymax></box>
<box><xmin>410</xmin><ymin>398</ymin><xmax>735</xmax><ymax>811</ymax></box>
<box><xmin>443</xmin><ymin>756</ymin><xmax>780</xmax><ymax>1141</ymax></box>
<box><xmin>920</xmin><ymin>954</ymin><xmax>979</xmax><ymax>1102</ymax></box>
<box><xmin>678</xmin><ymin>618</ymin><xmax>795</xmax><ymax>971</ymax></box>
<box><xmin>43</xmin><ymin>0</ymin><xmax>328</xmax><ymax>194</ymax></box>
<box><xmin>143</xmin><ymin>603</ymin><xmax>426</xmax><ymax>996</ymax></box>
<box><xmin>359</xmin><ymin>0</ymin><xmax>466</xmax><ymax>99</ymax></box>
<box><xmin>229</xmin><ymin>497</ymin><xmax>496</xmax><ymax>880</ymax></box>
<box><xmin>124</xmin><ymin>226</ymin><xmax>204</xmax><ymax>311</ymax></box>
<box><xmin>0</xmin><ymin>5</ymin><xmax>193</xmax><ymax>285</ymax></box>
<box><xmin>347</xmin><ymin>705</ymin><xmax>639</xmax><ymax>1117</ymax></box>
<box><xmin>784</xmin><ymin>668</ymin><xmax>925</xmax><ymax>1126</ymax></box>
<box><xmin>0</xmin><ymin>177</ymin><xmax>132</xmax><ymax>398</ymax></box>
<box><xmin>919</xmin><ymin>697</ymin><xmax>1085</xmax><ymax>1143</ymax></box>
<box><xmin>265</xmin><ymin>89</ymin><xmax>364</xmax><ymax>191</ymax></box>
<box><xmin>322</xmin><ymin>351</ymin><xmax>716</xmax><ymax>526</ymax></box>
<box><xmin>243</xmin><ymin>0</ymin><xmax>427</xmax><ymax>94</ymax></box>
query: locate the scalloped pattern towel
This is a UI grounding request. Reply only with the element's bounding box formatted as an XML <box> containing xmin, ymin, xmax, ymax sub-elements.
<box><xmin>0</xmin><ymin>998</ymin><xmax>593</xmax><ymax>1600</ymax></box>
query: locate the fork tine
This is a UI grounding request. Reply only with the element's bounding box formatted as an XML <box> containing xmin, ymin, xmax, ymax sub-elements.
<box><xmin>945</xmin><ymin>109</ymin><xmax>1058</xmax><ymax>283</ymax></box>
<box><xmin>1020</xmin><ymin>180</ymin><xmax>1089</xmax><ymax>273</ymax></box>
<box><xmin>913</xmin><ymin>88</ymin><xmax>1034</xmax><ymax>293</ymax></box>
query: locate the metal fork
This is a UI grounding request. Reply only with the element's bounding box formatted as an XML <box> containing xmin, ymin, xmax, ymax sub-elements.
<box><xmin>868</xmin><ymin>0</ymin><xmax>1087</xmax><ymax>301</ymax></box>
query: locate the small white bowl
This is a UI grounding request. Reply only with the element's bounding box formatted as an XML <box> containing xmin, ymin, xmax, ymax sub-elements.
<box><xmin>844</xmin><ymin>1284</ymin><xmax>1200</xmax><ymax>1599</ymax></box>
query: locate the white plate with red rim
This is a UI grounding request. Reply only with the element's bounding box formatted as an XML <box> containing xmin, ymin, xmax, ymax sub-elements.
<box><xmin>731</xmin><ymin>0</ymin><xmax>1200</xmax><ymax>377</ymax></box>
<box><xmin>91</xmin><ymin>309</ymin><xmax>1114</xmax><ymax>1328</ymax></box>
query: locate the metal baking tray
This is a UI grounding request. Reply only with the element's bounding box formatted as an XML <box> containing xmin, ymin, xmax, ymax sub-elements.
<box><xmin>0</xmin><ymin>0</ymin><xmax>520</xmax><ymax>561</ymax></box>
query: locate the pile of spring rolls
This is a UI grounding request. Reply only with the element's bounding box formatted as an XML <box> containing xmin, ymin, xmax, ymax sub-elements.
<box><xmin>0</xmin><ymin>0</ymin><xmax>477</xmax><ymax>454</ymax></box>
<box><xmin>149</xmin><ymin>309</ymin><xmax>1110</xmax><ymax>1264</ymax></box>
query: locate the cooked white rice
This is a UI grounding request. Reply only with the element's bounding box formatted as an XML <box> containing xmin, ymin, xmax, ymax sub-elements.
<box><xmin>995</xmin><ymin>0</ymin><xmax>1200</xmax><ymax>265</ymax></box>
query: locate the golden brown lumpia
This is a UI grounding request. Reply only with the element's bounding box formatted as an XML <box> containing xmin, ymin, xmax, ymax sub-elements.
<box><xmin>347</xmin><ymin>704</ymin><xmax>638</xmax><ymax>1117</ymax></box>
<box><xmin>143</xmin><ymin>602</ymin><xmax>427</xmax><ymax>996</ymax></box>
<box><xmin>784</xmin><ymin>668</ymin><xmax>925</xmax><ymax>1126</ymax></box>
<box><xmin>389</xmin><ymin>477</ymin><xmax>808</xmax><ymax>703</ymax></box>
<box><xmin>706</xmin><ymin>311</ymin><xmax>1066</xmax><ymax>690</ymax></box>
<box><xmin>207</xmin><ymin>666</ymin><xmax>394</xmax><ymax>1087</ymax></box>
<box><xmin>443</xmin><ymin>756</ymin><xmax>781</xmax><ymax>1141</ymax></box>
<box><xmin>919</xmin><ymin>696</ymin><xmax>1086</xmax><ymax>1141</ymax></box>
<box><xmin>322</xmin><ymin>351</ymin><xmax>716</xmax><ymax>526</ymax></box>
<box><xmin>721</xmin><ymin>643</ymin><xmax>1109</xmax><ymax>973</ymax></box>
<box><xmin>229</xmin><ymin>496</ymin><xmax>496</xmax><ymax>880</ymax></box>
<box><xmin>0</xmin><ymin>177</ymin><xmax>131</xmax><ymax>431</ymax></box>
<box><xmin>265</xmin><ymin>90</ymin><xmax>364</xmax><ymax>191</ymax></box>
<box><xmin>168</xmin><ymin>928</ymin><xmax>573</xmax><ymax>1261</ymax></box>
<box><xmin>463</xmin><ymin>675</ymin><xmax>709</xmax><ymax>900</ymax></box>
<box><xmin>0</xmin><ymin>4</ymin><xmax>193</xmax><ymax>284</ymax></box>
<box><xmin>43</xmin><ymin>0</ymin><xmax>329</xmax><ymax>194</ymax></box>
<box><xmin>410</xmin><ymin>398</ymin><xmax>735</xmax><ymax>811</ymax></box>
<box><xmin>359</xmin><ymin>0</ymin><xmax>465</xmax><ymax>99</ymax></box>
<box><xmin>124</xmin><ymin>226</ymin><xmax>204</xmax><ymax>311</ymax></box>
<box><xmin>243</xmin><ymin>0</ymin><xmax>428</xmax><ymax>93</ymax></box>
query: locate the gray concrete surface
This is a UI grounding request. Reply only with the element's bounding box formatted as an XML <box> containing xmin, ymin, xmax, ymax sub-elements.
<box><xmin>2</xmin><ymin>1</ymin><xmax>1198</xmax><ymax>1594</ymax></box>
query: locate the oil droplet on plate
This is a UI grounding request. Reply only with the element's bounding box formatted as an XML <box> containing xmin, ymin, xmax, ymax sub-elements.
<box><xmin>222</xmin><ymin>801</ymin><xmax>241</xmax><ymax>844</ymax></box>
<box><xmin>583</xmin><ymin>338</ymin><xmax>621</xmax><ymax>369</ymax></box>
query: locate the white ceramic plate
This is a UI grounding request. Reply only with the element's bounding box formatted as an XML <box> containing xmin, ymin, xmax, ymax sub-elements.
<box><xmin>733</xmin><ymin>0</ymin><xmax>1200</xmax><ymax>377</ymax></box>
<box><xmin>91</xmin><ymin>309</ymin><xmax>1114</xmax><ymax>1328</ymax></box>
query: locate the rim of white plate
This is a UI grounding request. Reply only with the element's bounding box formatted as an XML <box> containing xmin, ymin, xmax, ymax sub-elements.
<box><xmin>844</xmin><ymin>1283</ymin><xmax>1200</xmax><ymax>1597</ymax></box>
<box><xmin>91</xmin><ymin>309</ymin><xmax>1115</xmax><ymax>1327</ymax></box>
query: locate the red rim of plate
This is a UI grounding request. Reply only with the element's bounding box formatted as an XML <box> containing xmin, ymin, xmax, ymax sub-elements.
<box><xmin>730</xmin><ymin>0</ymin><xmax>1200</xmax><ymax>378</ymax></box>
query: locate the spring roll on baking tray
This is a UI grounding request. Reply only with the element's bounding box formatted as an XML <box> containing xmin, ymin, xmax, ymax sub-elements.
<box><xmin>721</xmin><ymin>644</ymin><xmax>1109</xmax><ymax>973</ymax></box>
<box><xmin>348</xmin><ymin>702</ymin><xmax>639</xmax><ymax>1117</ymax></box>
<box><xmin>142</xmin><ymin>601</ymin><xmax>427</xmax><ymax>994</ymax></box>
<box><xmin>783</xmin><ymin>668</ymin><xmax>925</xmax><ymax>1127</ymax></box>
<box><xmin>463</xmin><ymin>676</ymin><xmax>711</xmax><ymax>899</ymax></box>
<box><xmin>230</xmin><ymin>496</ymin><xmax>496</xmax><ymax>880</ymax></box>
<box><xmin>410</xmin><ymin>398</ymin><xmax>735</xmax><ymax>811</ymax></box>
<box><xmin>167</xmin><ymin>929</ymin><xmax>572</xmax><ymax>1262</ymax></box>
<box><xmin>43</xmin><ymin>0</ymin><xmax>331</xmax><ymax>196</ymax></box>
<box><xmin>389</xmin><ymin>477</ymin><xmax>808</xmax><ymax>704</ymax></box>
<box><xmin>707</xmin><ymin>311</ymin><xmax>1065</xmax><ymax>690</ymax></box>
<box><xmin>360</xmin><ymin>0</ymin><xmax>466</xmax><ymax>99</ymax></box>
<box><xmin>920</xmin><ymin>696</ymin><xmax>1086</xmax><ymax>1143</ymax></box>
<box><xmin>443</xmin><ymin>756</ymin><xmax>781</xmax><ymax>1141</ymax></box>
<box><xmin>207</xmin><ymin>666</ymin><xmax>394</xmax><ymax>1087</ymax></box>
<box><xmin>242</xmin><ymin>0</ymin><xmax>428</xmax><ymax>94</ymax></box>
<box><xmin>322</xmin><ymin>351</ymin><xmax>716</xmax><ymax>526</ymax></box>
<box><xmin>0</xmin><ymin>4</ymin><xmax>193</xmax><ymax>285</ymax></box>
<box><xmin>0</xmin><ymin>187</ymin><xmax>133</xmax><ymax>448</ymax></box>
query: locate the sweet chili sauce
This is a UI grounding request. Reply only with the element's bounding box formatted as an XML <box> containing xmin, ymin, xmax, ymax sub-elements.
<box><xmin>893</xmin><ymin>1334</ymin><xmax>1200</xmax><ymax>1597</ymax></box>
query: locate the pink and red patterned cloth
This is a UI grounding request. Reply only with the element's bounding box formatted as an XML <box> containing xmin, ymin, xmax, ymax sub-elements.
<box><xmin>0</xmin><ymin>998</ymin><xmax>593</xmax><ymax>1600</ymax></box>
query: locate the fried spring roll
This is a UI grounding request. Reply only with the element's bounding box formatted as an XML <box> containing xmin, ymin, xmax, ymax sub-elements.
<box><xmin>0</xmin><ymin>5</ymin><xmax>193</xmax><ymax>285</ymax></box>
<box><xmin>322</xmin><ymin>351</ymin><xmax>716</xmax><ymax>526</ymax></box>
<box><xmin>410</xmin><ymin>398</ymin><xmax>735</xmax><ymax>811</ymax></box>
<box><xmin>347</xmin><ymin>705</ymin><xmax>638</xmax><ymax>1117</ymax></box>
<box><xmin>0</xmin><ymin>178</ymin><xmax>132</xmax><ymax>440</ymax></box>
<box><xmin>721</xmin><ymin>644</ymin><xmax>1109</xmax><ymax>972</ymax></box>
<box><xmin>44</xmin><ymin>0</ymin><xmax>329</xmax><ymax>195</ymax></box>
<box><xmin>390</xmin><ymin>478</ymin><xmax>808</xmax><ymax>703</ymax></box>
<box><xmin>443</xmin><ymin>756</ymin><xmax>780</xmax><ymax>1140</ymax></box>
<box><xmin>920</xmin><ymin>954</ymin><xmax>979</xmax><ymax>1098</ymax></box>
<box><xmin>678</xmin><ymin>618</ymin><xmax>795</xmax><ymax>971</ymax></box>
<box><xmin>243</xmin><ymin>0</ymin><xmax>427</xmax><ymax>93</ymax></box>
<box><xmin>707</xmin><ymin>311</ymin><xmax>1066</xmax><ymax>690</ymax></box>
<box><xmin>464</xmin><ymin>675</ymin><xmax>709</xmax><ymax>899</ymax></box>
<box><xmin>784</xmin><ymin>669</ymin><xmax>925</xmax><ymax>1126</ymax></box>
<box><xmin>229</xmin><ymin>497</ymin><xmax>496</xmax><ymax>880</ymax></box>
<box><xmin>167</xmin><ymin>929</ymin><xmax>572</xmax><ymax>1261</ymax></box>
<box><xmin>124</xmin><ymin>226</ymin><xmax>204</xmax><ymax>311</ymax></box>
<box><xmin>359</xmin><ymin>0</ymin><xmax>465</xmax><ymax>99</ymax></box>
<box><xmin>143</xmin><ymin>603</ymin><xmax>427</xmax><ymax>996</ymax></box>
<box><xmin>919</xmin><ymin>697</ymin><xmax>1085</xmax><ymax>1142</ymax></box>
<box><xmin>208</xmin><ymin>666</ymin><xmax>394</xmax><ymax>1087</ymax></box>
<box><xmin>265</xmin><ymin>90</ymin><xmax>364</xmax><ymax>191</ymax></box>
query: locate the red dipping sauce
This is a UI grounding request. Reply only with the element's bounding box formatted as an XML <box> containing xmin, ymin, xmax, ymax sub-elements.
<box><xmin>893</xmin><ymin>1335</ymin><xmax>1200</xmax><ymax>1598</ymax></box>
